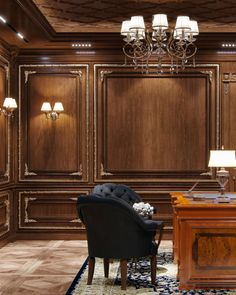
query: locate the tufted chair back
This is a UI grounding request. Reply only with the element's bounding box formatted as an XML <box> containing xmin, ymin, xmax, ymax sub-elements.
<box><xmin>92</xmin><ymin>183</ymin><xmax>142</xmax><ymax>205</ymax></box>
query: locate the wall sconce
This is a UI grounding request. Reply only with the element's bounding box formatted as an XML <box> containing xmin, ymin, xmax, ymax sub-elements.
<box><xmin>41</xmin><ymin>102</ymin><xmax>64</xmax><ymax>120</ymax></box>
<box><xmin>0</xmin><ymin>97</ymin><xmax>18</xmax><ymax>117</ymax></box>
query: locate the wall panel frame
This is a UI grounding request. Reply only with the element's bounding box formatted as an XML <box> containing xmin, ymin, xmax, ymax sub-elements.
<box><xmin>18</xmin><ymin>64</ymin><xmax>89</xmax><ymax>182</ymax></box>
<box><xmin>0</xmin><ymin>56</ymin><xmax>10</xmax><ymax>184</ymax></box>
<box><xmin>18</xmin><ymin>190</ymin><xmax>89</xmax><ymax>230</ymax></box>
<box><xmin>94</xmin><ymin>64</ymin><xmax>219</xmax><ymax>184</ymax></box>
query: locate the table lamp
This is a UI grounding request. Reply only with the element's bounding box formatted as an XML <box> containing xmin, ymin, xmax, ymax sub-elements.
<box><xmin>208</xmin><ymin>149</ymin><xmax>236</xmax><ymax>203</ymax></box>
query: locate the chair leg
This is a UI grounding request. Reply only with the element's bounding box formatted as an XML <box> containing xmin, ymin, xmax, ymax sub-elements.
<box><xmin>150</xmin><ymin>255</ymin><xmax>157</xmax><ymax>285</ymax></box>
<box><xmin>120</xmin><ymin>259</ymin><xmax>127</xmax><ymax>290</ymax></box>
<box><xmin>87</xmin><ymin>257</ymin><xmax>95</xmax><ymax>285</ymax></box>
<box><xmin>104</xmin><ymin>258</ymin><xmax>109</xmax><ymax>278</ymax></box>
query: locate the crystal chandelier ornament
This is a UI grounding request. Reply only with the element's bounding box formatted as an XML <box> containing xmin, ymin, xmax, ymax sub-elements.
<box><xmin>121</xmin><ymin>14</ymin><xmax>199</xmax><ymax>72</ymax></box>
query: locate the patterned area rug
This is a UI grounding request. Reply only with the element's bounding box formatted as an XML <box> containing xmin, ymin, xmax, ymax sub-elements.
<box><xmin>66</xmin><ymin>252</ymin><xmax>236</xmax><ymax>295</ymax></box>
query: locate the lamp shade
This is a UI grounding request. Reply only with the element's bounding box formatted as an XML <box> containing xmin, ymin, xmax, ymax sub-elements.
<box><xmin>175</xmin><ymin>16</ymin><xmax>190</xmax><ymax>30</ymax></box>
<box><xmin>121</xmin><ymin>20</ymin><xmax>131</xmax><ymax>35</ymax></box>
<box><xmin>152</xmin><ymin>14</ymin><xmax>168</xmax><ymax>29</ymax></box>
<box><xmin>41</xmin><ymin>102</ymin><xmax>52</xmax><ymax>112</ymax></box>
<box><xmin>129</xmin><ymin>16</ymin><xmax>145</xmax><ymax>30</ymax></box>
<box><xmin>189</xmin><ymin>20</ymin><xmax>199</xmax><ymax>35</ymax></box>
<box><xmin>208</xmin><ymin>150</ymin><xmax>236</xmax><ymax>167</ymax></box>
<box><xmin>53</xmin><ymin>102</ymin><xmax>64</xmax><ymax>112</ymax></box>
<box><xmin>3</xmin><ymin>97</ymin><xmax>17</xmax><ymax>109</ymax></box>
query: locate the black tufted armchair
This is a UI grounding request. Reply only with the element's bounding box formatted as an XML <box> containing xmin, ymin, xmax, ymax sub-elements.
<box><xmin>77</xmin><ymin>195</ymin><xmax>164</xmax><ymax>290</ymax></box>
<box><xmin>92</xmin><ymin>183</ymin><xmax>142</xmax><ymax>205</ymax></box>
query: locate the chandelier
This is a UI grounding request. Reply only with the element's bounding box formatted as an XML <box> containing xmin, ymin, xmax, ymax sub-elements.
<box><xmin>120</xmin><ymin>14</ymin><xmax>199</xmax><ymax>72</ymax></box>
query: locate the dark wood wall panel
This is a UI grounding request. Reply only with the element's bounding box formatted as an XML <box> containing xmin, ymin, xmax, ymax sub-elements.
<box><xmin>28</xmin><ymin>74</ymin><xmax>79</xmax><ymax>172</ymax></box>
<box><xmin>105</xmin><ymin>76</ymin><xmax>206</xmax><ymax>170</ymax></box>
<box><xmin>95</xmin><ymin>66</ymin><xmax>218</xmax><ymax>182</ymax></box>
<box><xmin>0</xmin><ymin>60</ymin><xmax>9</xmax><ymax>183</ymax></box>
<box><xmin>18</xmin><ymin>190</ymin><xmax>89</xmax><ymax>230</ymax></box>
<box><xmin>222</xmin><ymin>73</ymin><xmax>236</xmax><ymax>149</ymax></box>
<box><xmin>19</xmin><ymin>65</ymin><xmax>89</xmax><ymax>182</ymax></box>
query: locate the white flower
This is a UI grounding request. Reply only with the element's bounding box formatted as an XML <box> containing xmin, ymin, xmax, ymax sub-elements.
<box><xmin>133</xmin><ymin>202</ymin><xmax>154</xmax><ymax>217</ymax></box>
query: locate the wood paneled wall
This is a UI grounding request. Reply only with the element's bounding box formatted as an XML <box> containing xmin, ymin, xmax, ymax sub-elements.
<box><xmin>3</xmin><ymin>46</ymin><xmax>236</xmax><ymax>241</ymax></box>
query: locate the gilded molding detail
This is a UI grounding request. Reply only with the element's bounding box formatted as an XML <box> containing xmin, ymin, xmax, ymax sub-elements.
<box><xmin>222</xmin><ymin>72</ymin><xmax>236</xmax><ymax>82</ymax></box>
<box><xmin>24</xmin><ymin>163</ymin><xmax>37</xmax><ymax>176</ymax></box>
<box><xmin>24</xmin><ymin>197</ymin><xmax>37</xmax><ymax>223</ymax></box>
<box><xmin>100</xmin><ymin>70</ymin><xmax>113</xmax><ymax>83</ymax></box>
<box><xmin>24</xmin><ymin>70</ymin><xmax>36</xmax><ymax>83</ymax></box>
<box><xmin>4</xmin><ymin>65</ymin><xmax>9</xmax><ymax>81</ymax></box>
<box><xmin>70</xmin><ymin>218</ymin><xmax>80</xmax><ymax>223</ymax></box>
<box><xmin>200</xmin><ymin>70</ymin><xmax>213</xmax><ymax>83</ymax></box>
<box><xmin>70</xmin><ymin>70</ymin><xmax>83</xmax><ymax>81</ymax></box>
<box><xmin>224</xmin><ymin>83</ymin><xmax>229</xmax><ymax>95</ymax></box>
<box><xmin>70</xmin><ymin>164</ymin><xmax>82</xmax><ymax>176</ymax></box>
<box><xmin>100</xmin><ymin>163</ymin><xmax>113</xmax><ymax>176</ymax></box>
<box><xmin>4</xmin><ymin>163</ymin><xmax>9</xmax><ymax>177</ymax></box>
<box><xmin>221</xmin><ymin>72</ymin><xmax>236</xmax><ymax>95</ymax></box>
<box><xmin>3</xmin><ymin>199</ymin><xmax>10</xmax><ymax>228</ymax></box>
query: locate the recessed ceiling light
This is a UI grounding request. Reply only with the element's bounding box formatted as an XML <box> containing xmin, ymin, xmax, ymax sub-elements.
<box><xmin>17</xmin><ymin>32</ymin><xmax>24</xmax><ymax>39</ymax></box>
<box><xmin>0</xmin><ymin>16</ymin><xmax>6</xmax><ymax>23</ymax></box>
<box><xmin>72</xmin><ymin>43</ymin><xmax>92</xmax><ymax>48</ymax></box>
<box><xmin>222</xmin><ymin>43</ymin><xmax>236</xmax><ymax>48</ymax></box>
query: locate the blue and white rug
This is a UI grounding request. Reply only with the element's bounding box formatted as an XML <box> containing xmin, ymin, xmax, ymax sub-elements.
<box><xmin>66</xmin><ymin>252</ymin><xmax>236</xmax><ymax>295</ymax></box>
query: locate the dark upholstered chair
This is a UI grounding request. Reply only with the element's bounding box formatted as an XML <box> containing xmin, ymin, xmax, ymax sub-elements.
<box><xmin>77</xmin><ymin>195</ymin><xmax>164</xmax><ymax>290</ymax></box>
<box><xmin>92</xmin><ymin>183</ymin><xmax>142</xmax><ymax>205</ymax></box>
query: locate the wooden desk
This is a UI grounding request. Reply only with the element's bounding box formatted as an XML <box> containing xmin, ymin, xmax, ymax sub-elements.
<box><xmin>171</xmin><ymin>192</ymin><xmax>236</xmax><ymax>290</ymax></box>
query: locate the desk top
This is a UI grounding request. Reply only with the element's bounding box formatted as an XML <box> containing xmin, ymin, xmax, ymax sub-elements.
<box><xmin>170</xmin><ymin>191</ymin><xmax>236</xmax><ymax>207</ymax></box>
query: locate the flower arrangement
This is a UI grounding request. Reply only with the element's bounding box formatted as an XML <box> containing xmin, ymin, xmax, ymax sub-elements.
<box><xmin>133</xmin><ymin>202</ymin><xmax>154</xmax><ymax>218</ymax></box>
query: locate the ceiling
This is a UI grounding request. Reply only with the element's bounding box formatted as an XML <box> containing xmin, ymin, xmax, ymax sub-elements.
<box><xmin>0</xmin><ymin>0</ymin><xmax>236</xmax><ymax>50</ymax></box>
<box><xmin>32</xmin><ymin>0</ymin><xmax>236</xmax><ymax>33</ymax></box>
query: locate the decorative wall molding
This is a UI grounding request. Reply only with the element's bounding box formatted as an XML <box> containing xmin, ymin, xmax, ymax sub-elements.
<box><xmin>24</xmin><ymin>197</ymin><xmax>37</xmax><ymax>223</ymax></box>
<box><xmin>4</xmin><ymin>163</ymin><xmax>9</xmax><ymax>178</ymax></box>
<box><xmin>100</xmin><ymin>70</ymin><xmax>113</xmax><ymax>82</ymax></box>
<box><xmin>18</xmin><ymin>64</ymin><xmax>89</xmax><ymax>182</ymax></box>
<box><xmin>24</xmin><ymin>163</ymin><xmax>37</xmax><ymax>176</ymax></box>
<box><xmin>94</xmin><ymin>64</ymin><xmax>220</xmax><ymax>182</ymax></box>
<box><xmin>0</xmin><ymin>193</ymin><xmax>10</xmax><ymax>237</ymax></box>
<box><xmin>222</xmin><ymin>72</ymin><xmax>236</xmax><ymax>95</ymax></box>
<box><xmin>200</xmin><ymin>70</ymin><xmax>213</xmax><ymax>83</ymax></box>
<box><xmin>24</xmin><ymin>70</ymin><xmax>36</xmax><ymax>83</ymax></box>
<box><xmin>18</xmin><ymin>190</ymin><xmax>89</xmax><ymax>230</ymax></box>
<box><xmin>69</xmin><ymin>164</ymin><xmax>83</xmax><ymax>176</ymax></box>
<box><xmin>70</xmin><ymin>70</ymin><xmax>83</xmax><ymax>81</ymax></box>
<box><xmin>100</xmin><ymin>163</ymin><xmax>113</xmax><ymax>176</ymax></box>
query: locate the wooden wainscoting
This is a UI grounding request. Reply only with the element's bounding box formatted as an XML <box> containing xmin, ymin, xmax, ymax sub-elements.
<box><xmin>0</xmin><ymin>57</ymin><xmax>10</xmax><ymax>183</ymax></box>
<box><xmin>94</xmin><ymin>65</ymin><xmax>219</xmax><ymax>183</ymax></box>
<box><xmin>18</xmin><ymin>190</ymin><xmax>89</xmax><ymax>231</ymax></box>
<box><xmin>0</xmin><ymin>192</ymin><xmax>10</xmax><ymax>238</ymax></box>
<box><xmin>18</xmin><ymin>64</ymin><xmax>89</xmax><ymax>182</ymax></box>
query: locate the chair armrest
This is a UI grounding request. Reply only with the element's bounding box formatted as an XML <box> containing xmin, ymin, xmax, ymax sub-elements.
<box><xmin>141</xmin><ymin>219</ymin><xmax>164</xmax><ymax>231</ymax></box>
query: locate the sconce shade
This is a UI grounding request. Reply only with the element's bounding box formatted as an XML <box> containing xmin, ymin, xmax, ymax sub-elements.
<box><xmin>3</xmin><ymin>97</ymin><xmax>17</xmax><ymax>109</ymax></box>
<box><xmin>208</xmin><ymin>150</ymin><xmax>236</xmax><ymax>167</ymax></box>
<box><xmin>53</xmin><ymin>102</ymin><xmax>64</xmax><ymax>112</ymax></box>
<box><xmin>41</xmin><ymin>102</ymin><xmax>52</xmax><ymax>112</ymax></box>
